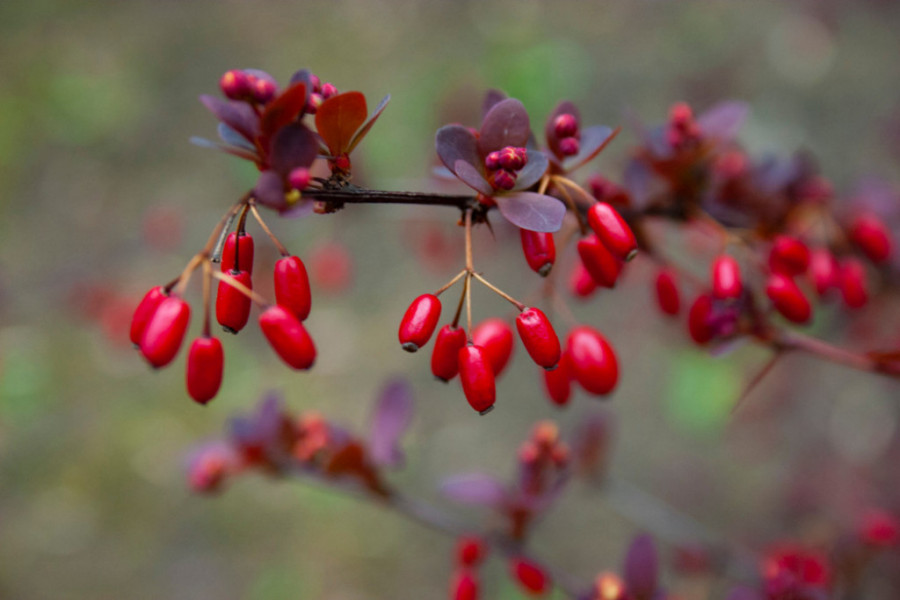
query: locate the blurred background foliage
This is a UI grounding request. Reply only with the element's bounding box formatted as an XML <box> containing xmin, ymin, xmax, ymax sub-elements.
<box><xmin>1</xmin><ymin>0</ymin><xmax>899</xmax><ymax>598</ymax></box>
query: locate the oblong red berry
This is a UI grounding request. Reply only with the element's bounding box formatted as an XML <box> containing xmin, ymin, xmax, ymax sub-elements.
<box><xmin>186</xmin><ymin>336</ymin><xmax>224</xmax><ymax>404</ymax></box>
<box><xmin>458</xmin><ymin>344</ymin><xmax>496</xmax><ymax>415</ymax></box>
<box><xmin>130</xmin><ymin>286</ymin><xmax>167</xmax><ymax>346</ymax></box>
<box><xmin>220</xmin><ymin>232</ymin><xmax>255</xmax><ymax>274</ymax></box>
<box><xmin>450</xmin><ymin>570</ymin><xmax>479</xmax><ymax>600</ymax></box>
<box><xmin>766</xmin><ymin>274</ymin><xmax>811</xmax><ymax>324</ymax></box>
<box><xmin>688</xmin><ymin>294</ymin><xmax>714</xmax><ymax>345</ymax></box>
<box><xmin>570</xmin><ymin>262</ymin><xmax>598</xmax><ymax>299</ymax></box>
<box><xmin>711</xmin><ymin>255</ymin><xmax>742</xmax><ymax>300</ymax></box>
<box><xmin>456</xmin><ymin>536</ymin><xmax>487</xmax><ymax>568</ymax></box>
<box><xmin>654</xmin><ymin>268</ymin><xmax>680</xmax><ymax>316</ymax></box>
<box><xmin>566</xmin><ymin>326</ymin><xmax>618</xmax><ymax>396</ymax></box>
<box><xmin>431</xmin><ymin>324</ymin><xmax>467</xmax><ymax>382</ymax></box>
<box><xmin>516</xmin><ymin>307</ymin><xmax>561</xmax><ymax>369</ymax></box>
<box><xmin>840</xmin><ymin>258</ymin><xmax>868</xmax><ymax>309</ymax></box>
<box><xmin>809</xmin><ymin>248</ymin><xmax>839</xmax><ymax>297</ymax></box>
<box><xmin>510</xmin><ymin>558</ymin><xmax>550</xmax><ymax>596</ymax></box>
<box><xmin>577</xmin><ymin>235</ymin><xmax>621</xmax><ymax>288</ymax></box>
<box><xmin>520</xmin><ymin>229</ymin><xmax>556</xmax><ymax>276</ymax></box>
<box><xmin>769</xmin><ymin>235</ymin><xmax>810</xmax><ymax>276</ymax></box>
<box><xmin>140</xmin><ymin>296</ymin><xmax>191</xmax><ymax>368</ymax></box>
<box><xmin>216</xmin><ymin>270</ymin><xmax>252</xmax><ymax>333</ymax></box>
<box><xmin>274</xmin><ymin>256</ymin><xmax>312</xmax><ymax>321</ymax></box>
<box><xmin>472</xmin><ymin>318</ymin><xmax>514</xmax><ymax>377</ymax></box>
<box><xmin>587</xmin><ymin>202</ymin><xmax>638</xmax><ymax>261</ymax></box>
<box><xmin>849</xmin><ymin>214</ymin><xmax>892</xmax><ymax>263</ymax></box>
<box><xmin>398</xmin><ymin>293</ymin><xmax>441</xmax><ymax>352</ymax></box>
<box><xmin>258</xmin><ymin>305</ymin><xmax>316</xmax><ymax>369</ymax></box>
<box><xmin>543</xmin><ymin>352</ymin><xmax>572</xmax><ymax>407</ymax></box>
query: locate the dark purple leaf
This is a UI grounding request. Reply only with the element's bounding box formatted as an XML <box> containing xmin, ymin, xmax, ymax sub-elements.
<box><xmin>218</xmin><ymin>123</ymin><xmax>255</xmax><ymax>151</ymax></box>
<box><xmin>624</xmin><ymin>159</ymin><xmax>655</xmax><ymax>209</ymax></box>
<box><xmin>440</xmin><ymin>473</ymin><xmax>507</xmax><ymax>507</ymax></box>
<box><xmin>455</xmin><ymin>160</ymin><xmax>492</xmax><ymax>195</ymax></box>
<box><xmin>269</xmin><ymin>123</ymin><xmax>319</xmax><ymax>176</ymax></box>
<box><xmin>190</xmin><ymin>136</ymin><xmax>260</xmax><ymax>162</ymax></box>
<box><xmin>697</xmin><ymin>101</ymin><xmax>748</xmax><ymax>143</ymax></box>
<box><xmin>478</xmin><ymin>98</ymin><xmax>530</xmax><ymax>156</ymax></box>
<box><xmin>481</xmin><ymin>89</ymin><xmax>508</xmax><ymax>120</ymax></box>
<box><xmin>624</xmin><ymin>534</ymin><xmax>659</xmax><ymax>600</ymax></box>
<box><xmin>229</xmin><ymin>392</ymin><xmax>295</xmax><ymax>460</ymax></box>
<box><xmin>494</xmin><ymin>192</ymin><xmax>566</xmax><ymax>233</ymax></box>
<box><xmin>260</xmin><ymin>82</ymin><xmax>309</xmax><ymax>149</ymax></box>
<box><xmin>513</xmin><ymin>150</ymin><xmax>549</xmax><ymax>190</ymax></box>
<box><xmin>725</xmin><ymin>586</ymin><xmax>762</xmax><ymax>600</ymax></box>
<box><xmin>432</xmin><ymin>165</ymin><xmax>456</xmax><ymax>180</ymax></box>
<box><xmin>544</xmin><ymin>100</ymin><xmax>581</xmax><ymax>158</ymax></box>
<box><xmin>289</xmin><ymin>68</ymin><xmax>313</xmax><ymax>87</ymax></box>
<box><xmin>349</xmin><ymin>94</ymin><xmax>391</xmax><ymax>152</ymax></box>
<box><xmin>199</xmin><ymin>95</ymin><xmax>260</xmax><ymax>142</ymax></box>
<box><xmin>563</xmin><ymin>125</ymin><xmax>616</xmax><ymax>172</ymax></box>
<box><xmin>368</xmin><ymin>377</ymin><xmax>414</xmax><ymax>468</ymax></box>
<box><xmin>253</xmin><ymin>170</ymin><xmax>286</xmax><ymax>209</ymax></box>
<box><xmin>435</xmin><ymin>124</ymin><xmax>480</xmax><ymax>175</ymax></box>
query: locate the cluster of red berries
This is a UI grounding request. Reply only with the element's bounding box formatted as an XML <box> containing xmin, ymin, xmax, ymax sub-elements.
<box><xmin>130</xmin><ymin>215</ymin><xmax>315</xmax><ymax>405</ymax></box>
<box><xmin>448</xmin><ymin>536</ymin><xmax>550</xmax><ymax>599</ymax></box>
<box><xmin>219</xmin><ymin>68</ymin><xmax>338</xmax><ymax>116</ymax></box>
<box><xmin>484</xmin><ymin>146</ymin><xmax>528</xmax><ymax>191</ymax></box>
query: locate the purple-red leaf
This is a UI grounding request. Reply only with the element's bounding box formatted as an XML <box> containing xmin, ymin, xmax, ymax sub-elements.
<box><xmin>436</xmin><ymin>124</ymin><xmax>481</xmax><ymax>176</ymax></box>
<box><xmin>624</xmin><ymin>159</ymin><xmax>655</xmax><ymax>209</ymax></box>
<box><xmin>218</xmin><ymin>123</ymin><xmax>255</xmax><ymax>151</ymax></box>
<box><xmin>513</xmin><ymin>150</ymin><xmax>549</xmax><ymax>190</ymax></box>
<box><xmin>315</xmin><ymin>91</ymin><xmax>368</xmax><ymax>156</ymax></box>
<box><xmin>440</xmin><ymin>473</ymin><xmax>507</xmax><ymax>507</ymax></box>
<box><xmin>624</xmin><ymin>534</ymin><xmax>659</xmax><ymax>600</ymax></box>
<box><xmin>199</xmin><ymin>95</ymin><xmax>260</xmax><ymax>142</ymax></box>
<box><xmin>482</xmin><ymin>89</ymin><xmax>508</xmax><ymax>120</ymax></box>
<box><xmin>494</xmin><ymin>192</ymin><xmax>566</xmax><ymax>233</ymax></box>
<box><xmin>697</xmin><ymin>101</ymin><xmax>748</xmax><ymax>143</ymax></box>
<box><xmin>259</xmin><ymin>82</ymin><xmax>309</xmax><ymax>148</ymax></box>
<box><xmin>269</xmin><ymin>123</ymin><xmax>319</xmax><ymax>176</ymax></box>
<box><xmin>253</xmin><ymin>170</ymin><xmax>286</xmax><ymax>209</ymax></box>
<box><xmin>455</xmin><ymin>160</ymin><xmax>492</xmax><ymax>195</ymax></box>
<box><xmin>348</xmin><ymin>94</ymin><xmax>391</xmax><ymax>153</ymax></box>
<box><xmin>289</xmin><ymin>68</ymin><xmax>314</xmax><ymax>87</ymax></box>
<box><xmin>190</xmin><ymin>136</ymin><xmax>259</xmax><ymax>162</ymax></box>
<box><xmin>369</xmin><ymin>377</ymin><xmax>414</xmax><ymax>468</ymax></box>
<box><xmin>563</xmin><ymin>125</ymin><xmax>617</xmax><ymax>172</ymax></box>
<box><xmin>478</xmin><ymin>98</ymin><xmax>531</xmax><ymax>156</ymax></box>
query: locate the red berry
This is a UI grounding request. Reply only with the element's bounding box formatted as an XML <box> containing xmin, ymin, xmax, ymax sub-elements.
<box><xmin>839</xmin><ymin>258</ymin><xmax>869</xmax><ymax>309</ymax></box>
<box><xmin>498</xmin><ymin>146</ymin><xmax>527</xmax><ymax>171</ymax></box>
<box><xmin>472</xmin><ymin>318</ymin><xmax>514</xmax><ymax>377</ymax></box>
<box><xmin>688</xmin><ymin>294</ymin><xmax>714</xmax><ymax>345</ymax></box>
<box><xmin>219</xmin><ymin>70</ymin><xmax>251</xmax><ymax>100</ymax></box>
<box><xmin>570</xmin><ymin>262</ymin><xmax>598</xmax><ymax>299</ymax></box>
<box><xmin>458</xmin><ymin>344</ymin><xmax>496</xmax><ymax>415</ymax></box>
<box><xmin>485</xmin><ymin>151</ymin><xmax>502</xmax><ymax>171</ymax></box>
<box><xmin>520</xmin><ymin>229</ymin><xmax>556</xmax><ymax>276</ymax></box>
<box><xmin>258</xmin><ymin>305</ymin><xmax>316</xmax><ymax>369</ymax></box>
<box><xmin>398</xmin><ymin>294</ymin><xmax>442</xmax><ymax>352</ymax></box>
<box><xmin>186</xmin><ymin>336</ymin><xmax>224</xmax><ymax>404</ymax></box>
<box><xmin>456</xmin><ymin>536</ymin><xmax>486</xmax><ymax>567</ymax></box>
<box><xmin>510</xmin><ymin>558</ymin><xmax>550</xmax><ymax>596</ymax></box>
<box><xmin>543</xmin><ymin>352</ymin><xmax>572</xmax><ymax>407</ymax></box>
<box><xmin>769</xmin><ymin>235</ymin><xmax>810</xmax><ymax>276</ymax></box>
<box><xmin>140</xmin><ymin>296</ymin><xmax>191</xmax><ymax>368</ymax></box>
<box><xmin>491</xmin><ymin>169</ymin><xmax>517</xmax><ymax>191</ymax></box>
<box><xmin>274</xmin><ymin>256</ymin><xmax>312</xmax><ymax>321</ymax></box>
<box><xmin>216</xmin><ymin>270</ymin><xmax>253</xmax><ymax>333</ymax></box>
<box><xmin>654</xmin><ymin>267</ymin><xmax>680</xmax><ymax>316</ymax></box>
<box><xmin>221</xmin><ymin>232</ymin><xmax>255</xmax><ymax>274</ymax></box>
<box><xmin>766</xmin><ymin>274</ymin><xmax>811</xmax><ymax>324</ymax></box>
<box><xmin>516</xmin><ymin>307</ymin><xmax>561</xmax><ymax>369</ymax></box>
<box><xmin>431</xmin><ymin>324</ymin><xmax>467</xmax><ymax>382</ymax></box>
<box><xmin>553</xmin><ymin>113</ymin><xmax>579</xmax><ymax>138</ymax></box>
<box><xmin>130</xmin><ymin>286</ymin><xmax>167</xmax><ymax>346</ymax></box>
<box><xmin>586</xmin><ymin>203</ymin><xmax>638</xmax><ymax>261</ymax></box>
<box><xmin>849</xmin><ymin>214</ymin><xmax>893</xmax><ymax>263</ymax></box>
<box><xmin>809</xmin><ymin>248</ymin><xmax>839</xmax><ymax>297</ymax></box>
<box><xmin>711</xmin><ymin>255</ymin><xmax>742</xmax><ymax>300</ymax></box>
<box><xmin>558</xmin><ymin>136</ymin><xmax>579</xmax><ymax>156</ymax></box>
<box><xmin>251</xmin><ymin>77</ymin><xmax>277</xmax><ymax>104</ymax></box>
<box><xmin>566</xmin><ymin>326</ymin><xmax>618</xmax><ymax>396</ymax></box>
<box><xmin>288</xmin><ymin>167</ymin><xmax>311</xmax><ymax>190</ymax></box>
<box><xmin>859</xmin><ymin>509</ymin><xmax>899</xmax><ymax>548</ymax></box>
<box><xmin>577</xmin><ymin>235</ymin><xmax>621</xmax><ymax>288</ymax></box>
<box><xmin>450</xmin><ymin>570</ymin><xmax>479</xmax><ymax>600</ymax></box>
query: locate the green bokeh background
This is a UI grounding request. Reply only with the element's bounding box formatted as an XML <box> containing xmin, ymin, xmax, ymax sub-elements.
<box><xmin>1</xmin><ymin>1</ymin><xmax>899</xmax><ymax>598</ymax></box>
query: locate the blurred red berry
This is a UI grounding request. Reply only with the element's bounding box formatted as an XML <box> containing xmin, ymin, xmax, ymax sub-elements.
<box><xmin>553</xmin><ymin>113</ymin><xmax>578</xmax><ymax>138</ymax></box>
<box><xmin>766</xmin><ymin>274</ymin><xmax>812</xmax><ymax>324</ymax></box>
<box><xmin>456</xmin><ymin>536</ymin><xmax>486</xmax><ymax>567</ymax></box>
<box><xmin>520</xmin><ymin>229</ymin><xmax>556</xmax><ymax>276</ymax></box>
<box><xmin>769</xmin><ymin>235</ymin><xmax>810</xmax><ymax>276</ymax></box>
<box><xmin>510</xmin><ymin>558</ymin><xmax>549</xmax><ymax>596</ymax></box>
<box><xmin>570</xmin><ymin>261</ymin><xmax>598</xmax><ymax>299</ymax></box>
<box><xmin>566</xmin><ymin>326</ymin><xmax>619</xmax><ymax>396</ymax></box>
<box><xmin>516</xmin><ymin>307</ymin><xmax>561</xmax><ymax>369</ymax></box>
<box><xmin>216</xmin><ymin>270</ymin><xmax>253</xmax><ymax>333</ymax></box>
<box><xmin>219</xmin><ymin>69</ymin><xmax>251</xmax><ymax>100</ymax></box>
<box><xmin>577</xmin><ymin>235</ymin><xmax>621</xmax><ymax>288</ymax></box>
<box><xmin>859</xmin><ymin>509</ymin><xmax>899</xmax><ymax>548</ymax></box>
<box><xmin>221</xmin><ymin>232</ymin><xmax>255</xmax><ymax>275</ymax></box>
<box><xmin>274</xmin><ymin>256</ymin><xmax>312</xmax><ymax>321</ymax></box>
<box><xmin>130</xmin><ymin>286</ymin><xmax>167</xmax><ymax>346</ymax></box>
<box><xmin>654</xmin><ymin>267</ymin><xmax>680</xmax><ymax>316</ymax></box>
<box><xmin>688</xmin><ymin>294</ymin><xmax>714</xmax><ymax>345</ymax></box>
<box><xmin>431</xmin><ymin>324</ymin><xmax>467</xmax><ymax>382</ymax></box>
<box><xmin>839</xmin><ymin>258</ymin><xmax>869</xmax><ymax>309</ymax></box>
<box><xmin>472</xmin><ymin>318</ymin><xmax>514</xmax><ymax>377</ymax></box>
<box><xmin>450</xmin><ymin>570</ymin><xmax>479</xmax><ymax>600</ymax></box>
<box><xmin>712</xmin><ymin>255</ymin><xmax>742</xmax><ymax>300</ymax></box>
<box><xmin>398</xmin><ymin>294</ymin><xmax>442</xmax><ymax>352</ymax></box>
<box><xmin>543</xmin><ymin>352</ymin><xmax>572</xmax><ymax>407</ymax></box>
<box><xmin>849</xmin><ymin>214</ymin><xmax>893</xmax><ymax>263</ymax></box>
<box><xmin>809</xmin><ymin>248</ymin><xmax>839</xmax><ymax>297</ymax></box>
<box><xmin>140</xmin><ymin>296</ymin><xmax>191</xmax><ymax>368</ymax></box>
<box><xmin>587</xmin><ymin>203</ymin><xmax>638</xmax><ymax>261</ymax></box>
